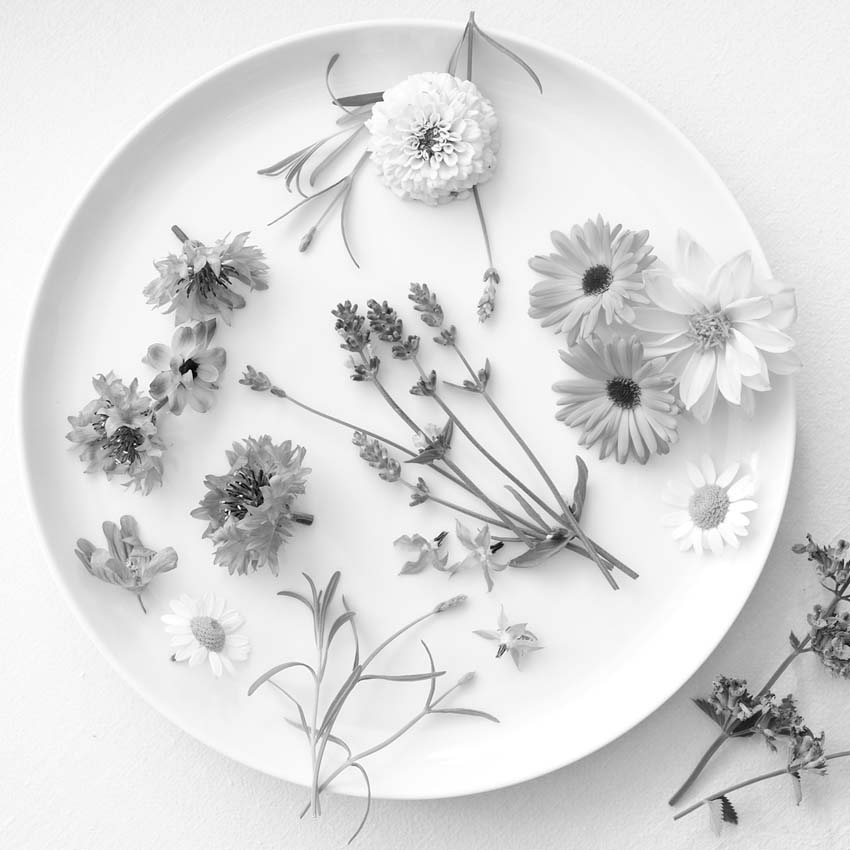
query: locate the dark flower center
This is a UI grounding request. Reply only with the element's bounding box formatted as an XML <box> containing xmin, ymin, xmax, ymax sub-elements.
<box><xmin>582</xmin><ymin>264</ymin><xmax>613</xmax><ymax>295</ymax></box>
<box><xmin>182</xmin><ymin>263</ymin><xmax>237</xmax><ymax>300</ymax></box>
<box><xmin>179</xmin><ymin>357</ymin><xmax>200</xmax><ymax>377</ymax></box>
<box><xmin>102</xmin><ymin>425</ymin><xmax>144</xmax><ymax>465</ymax></box>
<box><xmin>222</xmin><ymin>466</ymin><xmax>269</xmax><ymax>519</ymax></box>
<box><xmin>606</xmin><ymin>376</ymin><xmax>641</xmax><ymax>409</ymax></box>
<box><xmin>190</xmin><ymin>615</ymin><xmax>226</xmax><ymax>652</ymax></box>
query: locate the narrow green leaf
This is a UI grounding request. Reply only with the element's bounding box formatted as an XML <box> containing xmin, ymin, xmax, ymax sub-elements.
<box><xmin>472</xmin><ymin>21</ymin><xmax>543</xmax><ymax>93</ymax></box>
<box><xmin>360</xmin><ymin>671</ymin><xmax>446</xmax><ymax>682</ymax></box>
<box><xmin>572</xmin><ymin>456</ymin><xmax>588</xmax><ymax>521</ymax></box>
<box><xmin>504</xmin><ymin>485</ymin><xmax>549</xmax><ymax>529</ymax></box>
<box><xmin>430</xmin><ymin>707</ymin><xmax>500</xmax><ymax>723</ymax></box>
<box><xmin>247</xmin><ymin>661</ymin><xmax>317</xmax><ymax>696</ymax></box>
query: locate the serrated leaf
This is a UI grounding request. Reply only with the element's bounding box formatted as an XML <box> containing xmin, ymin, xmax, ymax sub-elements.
<box><xmin>708</xmin><ymin>795</ymin><xmax>738</xmax><ymax>835</ymax></box>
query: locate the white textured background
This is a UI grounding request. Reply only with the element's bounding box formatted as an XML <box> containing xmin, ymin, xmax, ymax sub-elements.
<box><xmin>2</xmin><ymin>1</ymin><xmax>849</xmax><ymax>848</ymax></box>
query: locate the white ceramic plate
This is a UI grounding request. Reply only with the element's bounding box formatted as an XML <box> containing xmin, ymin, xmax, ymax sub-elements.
<box><xmin>21</xmin><ymin>19</ymin><xmax>794</xmax><ymax>799</ymax></box>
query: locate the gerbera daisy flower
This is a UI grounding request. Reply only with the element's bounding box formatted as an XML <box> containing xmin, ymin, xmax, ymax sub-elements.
<box><xmin>553</xmin><ymin>337</ymin><xmax>679</xmax><ymax>464</ymax></box>
<box><xmin>662</xmin><ymin>456</ymin><xmax>757</xmax><ymax>554</ymax></box>
<box><xmin>162</xmin><ymin>593</ymin><xmax>250</xmax><ymax>677</ymax></box>
<box><xmin>191</xmin><ymin>436</ymin><xmax>313</xmax><ymax>576</ymax></box>
<box><xmin>529</xmin><ymin>216</ymin><xmax>656</xmax><ymax>345</ymax></box>
<box><xmin>74</xmin><ymin>515</ymin><xmax>177</xmax><ymax>613</ymax></box>
<box><xmin>144</xmin><ymin>229</ymin><xmax>269</xmax><ymax>325</ymax></box>
<box><xmin>143</xmin><ymin>319</ymin><xmax>226</xmax><ymax>415</ymax></box>
<box><xmin>633</xmin><ymin>231</ymin><xmax>800</xmax><ymax>422</ymax></box>
<box><xmin>66</xmin><ymin>372</ymin><xmax>166</xmax><ymax>493</ymax></box>
<box><xmin>366</xmin><ymin>72</ymin><xmax>500</xmax><ymax>205</ymax></box>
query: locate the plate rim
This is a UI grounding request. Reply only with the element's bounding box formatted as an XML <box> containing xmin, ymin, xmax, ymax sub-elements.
<box><xmin>18</xmin><ymin>16</ymin><xmax>797</xmax><ymax>800</ymax></box>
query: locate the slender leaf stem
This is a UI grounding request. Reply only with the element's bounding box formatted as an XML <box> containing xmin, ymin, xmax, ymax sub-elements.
<box><xmin>673</xmin><ymin>751</ymin><xmax>850</xmax><ymax>822</ymax></box>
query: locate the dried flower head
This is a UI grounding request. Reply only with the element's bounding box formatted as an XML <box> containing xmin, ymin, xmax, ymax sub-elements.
<box><xmin>366</xmin><ymin>72</ymin><xmax>500</xmax><ymax>205</ymax></box>
<box><xmin>553</xmin><ymin>336</ymin><xmax>679</xmax><ymax>464</ymax></box>
<box><xmin>144</xmin><ymin>230</ymin><xmax>269</xmax><ymax>325</ymax></box>
<box><xmin>808</xmin><ymin>605</ymin><xmax>850</xmax><ymax>676</ymax></box>
<box><xmin>763</xmin><ymin>694</ymin><xmax>808</xmax><ymax>751</ymax></box>
<box><xmin>706</xmin><ymin>676</ymin><xmax>765</xmax><ymax>727</ymax></box>
<box><xmin>788</xmin><ymin>729</ymin><xmax>828</xmax><ymax>775</ymax></box>
<box><xmin>143</xmin><ymin>319</ymin><xmax>226</xmax><ymax>415</ymax></box>
<box><xmin>528</xmin><ymin>216</ymin><xmax>655</xmax><ymax>344</ymax></box>
<box><xmin>474</xmin><ymin>605</ymin><xmax>543</xmax><ymax>669</ymax></box>
<box><xmin>162</xmin><ymin>592</ymin><xmax>250</xmax><ymax>677</ymax></box>
<box><xmin>793</xmin><ymin>533</ymin><xmax>850</xmax><ymax>587</ymax></box>
<box><xmin>66</xmin><ymin>372</ymin><xmax>165</xmax><ymax>494</ymax></box>
<box><xmin>191</xmin><ymin>436</ymin><xmax>312</xmax><ymax>576</ymax></box>
<box><xmin>74</xmin><ymin>515</ymin><xmax>177</xmax><ymax>612</ymax></box>
<box><xmin>433</xmin><ymin>594</ymin><xmax>468</xmax><ymax>613</ymax></box>
<box><xmin>408</xmin><ymin>283</ymin><xmax>444</xmax><ymax>328</ymax></box>
<box><xmin>353</xmin><ymin>432</ymin><xmax>401</xmax><ymax>482</ymax></box>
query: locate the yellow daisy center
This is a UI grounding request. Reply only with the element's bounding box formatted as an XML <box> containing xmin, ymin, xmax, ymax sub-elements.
<box><xmin>190</xmin><ymin>615</ymin><xmax>226</xmax><ymax>652</ymax></box>
<box><xmin>689</xmin><ymin>484</ymin><xmax>730</xmax><ymax>529</ymax></box>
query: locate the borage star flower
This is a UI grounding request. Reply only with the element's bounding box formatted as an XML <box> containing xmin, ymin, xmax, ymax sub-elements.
<box><xmin>143</xmin><ymin>319</ymin><xmax>226</xmax><ymax>415</ymax></box>
<box><xmin>553</xmin><ymin>336</ymin><xmax>679</xmax><ymax>464</ymax></box>
<box><xmin>394</xmin><ymin>531</ymin><xmax>450</xmax><ymax>574</ymax></box>
<box><xmin>74</xmin><ymin>515</ymin><xmax>177</xmax><ymax>612</ymax></box>
<box><xmin>474</xmin><ymin>605</ymin><xmax>542</xmax><ymax>669</ymax></box>
<box><xmin>662</xmin><ymin>456</ymin><xmax>757</xmax><ymax>555</ymax></box>
<box><xmin>66</xmin><ymin>372</ymin><xmax>165</xmax><ymax>493</ymax></box>
<box><xmin>529</xmin><ymin>216</ymin><xmax>656</xmax><ymax>344</ymax></box>
<box><xmin>162</xmin><ymin>593</ymin><xmax>250</xmax><ymax>677</ymax></box>
<box><xmin>634</xmin><ymin>232</ymin><xmax>800</xmax><ymax>422</ymax></box>
<box><xmin>144</xmin><ymin>229</ymin><xmax>269</xmax><ymax>325</ymax></box>
<box><xmin>191</xmin><ymin>436</ymin><xmax>313</xmax><ymax>576</ymax></box>
<box><xmin>451</xmin><ymin>521</ymin><xmax>507</xmax><ymax>591</ymax></box>
<box><xmin>366</xmin><ymin>71</ymin><xmax>500</xmax><ymax>206</ymax></box>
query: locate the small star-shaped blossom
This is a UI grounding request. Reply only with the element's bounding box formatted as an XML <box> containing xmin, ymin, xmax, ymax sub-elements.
<box><xmin>474</xmin><ymin>606</ymin><xmax>542</xmax><ymax>669</ymax></box>
<box><xmin>452</xmin><ymin>521</ymin><xmax>508</xmax><ymax>591</ymax></box>
<box><xmin>394</xmin><ymin>531</ymin><xmax>450</xmax><ymax>574</ymax></box>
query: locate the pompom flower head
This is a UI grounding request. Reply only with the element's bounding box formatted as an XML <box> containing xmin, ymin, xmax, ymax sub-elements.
<box><xmin>143</xmin><ymin>319</ymin><xmax>226</xmax><ymax>415</ymax></box>
<box><xmin>162</xmin><ymin>593</ymin><xmax>250</xmax><ymax>677</ymax></box>
<box><xmin>529</xmin><ymin>216</ymin><xmax>656</xmax><ymax>344</ymax></box>
<box><xmin>74</xmin><ymin>515</ymin><xmax>177</xmax><ymax>612</ymax></box>
<box><xmin>553</xmin><ymin>337</ymin><xmax>679</xmax><ymax>464</ymax></box>
<box><xmin>144</xmin><ymin>228</ymin><xmax>269</xmax><ymax>325</ymax></box>
<box><xmin>66</xmin><ymin>372</ymin><xmax>165</xmax><ymax>493</ymax></box>
<box><xmin>191</xmin><ymin>436</ymin><xmax>313</xmax><ymax>576</ymax></box>
<box><xmin>366</xmin><ymin>71</ymin><xmax>500</xmax><ymax>205</ymax></box>
<box><xmin>634</xmin><ymin>232</ymin><xmax>800</xmax><ymax>422</ymax></box>
<box><xmin>662</xmin><ymin>456</ymin><xmax>757</xmax><ymax>554</ymax></box>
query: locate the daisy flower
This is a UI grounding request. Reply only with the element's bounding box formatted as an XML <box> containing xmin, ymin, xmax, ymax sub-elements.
<box><xmin>366</xmin><ymin>72</ymin><xmax>500</xmax><ymax>205</ymax></box>
<box><xmin>451</xmin><ymin>521</ymin><xmax>508</xmax><ymax>591</ymax></box>
<box><xmin>553</xmin><ymin>337</ymin><xmax>679</xmax><ymax>464</ymax></box>
<box><xmin>74</xmin><ymin>515</ymin><xmax>177</xmax><ymax>613</ymax></box>
<box><xmin>143</xmin><ymin>319</ymin><xmax>226</xmax><ymax>415</ymax></box>
<box><xmin>191</xmin><ymin>436</ymin><xmax>313</xmax><ymax>576</ymax></box>
<box><xmin>144</xmin><ymin>230</ymin><xmax>269</xmax><ymax>325</ymax></box>
<box><xmin>633</xmin><ymin>231</ymin><xmax>800</xmax><ymax>422</ymax></box>
<box><xmin>662</xmin><ymin>456</ymin><xmax>758</xmax><ymax>554</ymax></box>
<box><xmin>66</xmin><ymin>372</ymin><xmax>166</xmax><ymax>493</ymax></box>
<box><xmin>162</xmin><ymin>593</ymin><xmax>250</xmax><ymax>677</ymax></box>
<box><xmin>473</xmin><ymin>605</ymin><xmax>542</xmax><ymax>669</ymax></box>
<box><xmin>529</xmin><ymin>216</ymin><xmax>656</xmax><ymax>345</ymax></box>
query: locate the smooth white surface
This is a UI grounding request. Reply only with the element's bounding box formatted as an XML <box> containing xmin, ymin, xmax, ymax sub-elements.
<box><xmin>2</xmin><ymin>0</ymin><xmax>850</xmax><ymax>847</ymax></box>
<box><xmin>18</xmin><ymin>18</ymin><xmax>795</xmax><ymax>799</ymax></box>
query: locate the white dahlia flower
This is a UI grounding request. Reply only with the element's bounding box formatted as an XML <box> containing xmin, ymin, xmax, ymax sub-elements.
<box><xmin>366</xmin><ymin>72</ymin><xmax>500</xmax><ymax>205</ymax></box>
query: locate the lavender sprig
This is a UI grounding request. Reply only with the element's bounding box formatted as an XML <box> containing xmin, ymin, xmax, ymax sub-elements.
<box><xmin>248</xmin><ymin>573</ymin><xmax>496</xmax><ymax>843</ymax></box>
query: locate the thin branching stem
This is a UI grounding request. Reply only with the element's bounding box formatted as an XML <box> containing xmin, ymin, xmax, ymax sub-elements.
<box><xmin>673</xmin><ymin>751</ymin><xmax>850</xmax><ymax>822</ymax></box>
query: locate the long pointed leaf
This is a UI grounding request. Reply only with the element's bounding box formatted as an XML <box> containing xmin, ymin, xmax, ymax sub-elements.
<box><xmin>247</xmin><ymin>661</ymin><xmax>317</xmax><ymax>696</ymax></box>
<box><xmin>276</xmin><ymin>589</ymin><xmax>314</xmax><ymax>613</ymax></box>
<box><xmin>360</xmin><ymin>671</ymin><xmax>446</xmax><ymax>682</ymax></box>
<box><xmin>334</xmin><ymin>91</ymin><xmax>384</xmax><ymax>107</ymax></box>
<box><xmin>509</xmin><ymin>536</ymin><xmax>568</xmax><ymax>568</ymax></box>
<box><xmin>572</xmin><ymin>456</ymin><xmax>588</xmax><ymax>521</ymax></box>
<box><xmin>472</xmin><ymin>22</ymin><xmax>543</xmax><ymax>93</ymax></box>
<box><xmin>505</xmin><ymin>485</ymin><xmax>549</xmax><ymax>529</ymax></box>
<box><xmin>346</xmin><ymin>763</ymin><xmax>372</xmax><ymax>844</ymax></box>
<box><xmin>430</xmin><ymin>707</ymin><xmax>500</xmax><ymax>723</ymax></box>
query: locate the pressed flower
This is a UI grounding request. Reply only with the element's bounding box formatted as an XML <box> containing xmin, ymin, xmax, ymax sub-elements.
<box><xmin>553</xmin><ymin>336</ymin><xmax>679</xmax><ymax>464</ymax></box>
<box><xmin>473</xmin><ymin>605</ymin><xmax>542</xmax><ymax>669</ymax></box>
<box><xmin>74</xmin><ymin>515</ymin><xmax>177</xmax><ymax>612</ymax></box>
<box><xmin>142</xmin><ymin>319</ymin><xmax>226</xmax><ymax>415</ymax></box>
<box><xmin>529</xmin><ymin>216</ymin><xmax>656</xmax><ymax>345</ymax></box>
<box><xmin>662</xmin><ymin>456</ymin><xmax>757</xmax><ymax>554</ymax></box>
<box><xmin>451</xmin><ymin>520</ymin><xmax>507</xmax><ymax>591</ymax></box>
<box><xmin>366</xmin><ymin>72</ymin><xmax>500</xmax><ymax>206</ymax></box>
<box><xmin>144</xmin><ymin>229</ymin><xmax>269</xmax><ymax>325</ymax></box>
<box><xmin>394</xmin><ymin>531</ymin><xmax>450</xmax><ymax>574</ymax></box>
<box><xmin>162</xmin><ymin>593</ymin><xmax>250</xmax><ymax>677</ymax></box>
<box><xmin>66</xmin><ymin>372</ymin><xmax>166</xmax><ymax>494</ymax></box>
<box><xmin>191</xmin><ymin>436</ymin><xmax>313</xmax><ymax>576</ymax></box>
<box><xmin>634</xmin><ymin>231</ymin><xmax>800</xmax><ymax>422</ymax></box>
